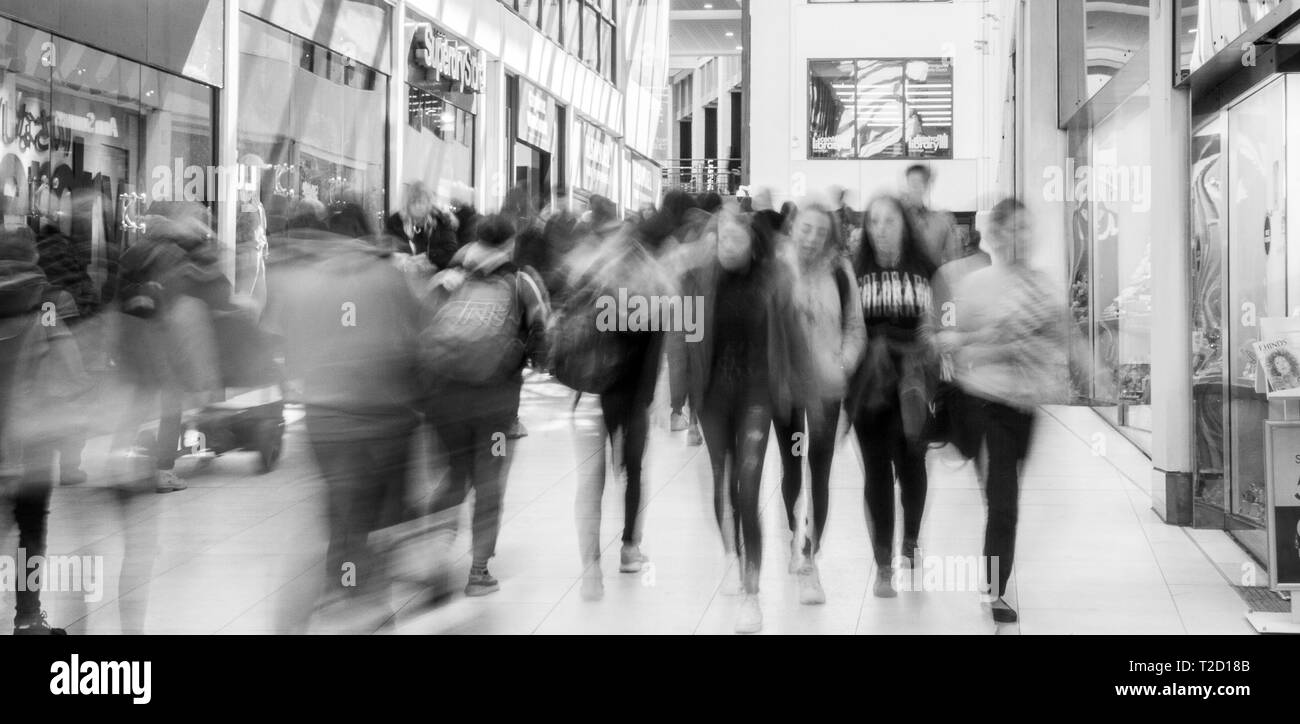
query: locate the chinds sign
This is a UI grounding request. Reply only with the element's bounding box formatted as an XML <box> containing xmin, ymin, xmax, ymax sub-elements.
<box><xmin>412</xmin><ymin>24</ymin><xmax>485</xmax><ymax>93</ymax></box>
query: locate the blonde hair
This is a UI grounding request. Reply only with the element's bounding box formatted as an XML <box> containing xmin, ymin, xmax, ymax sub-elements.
<box><xmin>403</xmin><ymin>180</ymin><xmax>434</xmax><ymax>217</ymax></box>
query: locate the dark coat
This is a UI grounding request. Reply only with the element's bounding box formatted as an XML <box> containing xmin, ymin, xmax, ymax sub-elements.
<box><xmin>680</xmin><ymin>258</ymin><xmax>801</xmax><ymax>425</ymax></box>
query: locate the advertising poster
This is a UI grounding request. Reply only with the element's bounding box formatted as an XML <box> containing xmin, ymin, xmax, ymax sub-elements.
<box><xmin>808</xmin><ymin>57</ymin><xmax>953</xmax><ymax>160</ymax></box>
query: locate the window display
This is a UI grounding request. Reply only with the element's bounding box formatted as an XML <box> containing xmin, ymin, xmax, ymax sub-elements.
<box><xmin>808</xmin><ymin>58</ymin><xmax>953</xmax><ymax>160</ymax></box>
<box><xmin>236</xmin><ymin>12</ymin><xmax>388</xmax><ymax>236</ymax></box>
<box><xmin>0</xmin><ymin>16</ymin><xmax>215</xmax><ymax>333</ymax></box>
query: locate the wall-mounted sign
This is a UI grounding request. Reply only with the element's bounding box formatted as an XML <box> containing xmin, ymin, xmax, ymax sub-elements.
<box><xmin>808</xmin><ymin>57</ymin><xmax>954</xmax><ymax>161</ymax></box>
<box><xmin>581</xmin><ymin>120</ymin><xmax>615</xmax><ymax>198</ymax></box>
<box><xmin>518</xmin><ymin>81</ymin><xmax>555</xmax><ymax>150</ymax></box>
<box><xmin>410</xmin><ymin>23</ymin><xmax>484</xmax><ymax>94</ymax></box>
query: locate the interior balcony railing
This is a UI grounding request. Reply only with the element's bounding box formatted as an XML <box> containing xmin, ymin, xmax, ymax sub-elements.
<box><xmin>661</xmin><ymin>158</ymin><xmax>742</xmax><ymax>196</ymax></box>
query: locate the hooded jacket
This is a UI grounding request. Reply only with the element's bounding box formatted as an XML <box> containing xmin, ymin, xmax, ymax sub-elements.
<box><xmin>263</xmin><ymin>230</ymin><xmax>422</xmax><ymax>440</ymax></box>
<box><xmin>421</xmin><ymin>240</ymin><xmax>549</xmax><ymax>415</ymax></box>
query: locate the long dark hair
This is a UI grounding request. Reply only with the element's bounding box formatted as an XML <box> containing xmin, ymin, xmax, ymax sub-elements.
<box><xmin>705</xmin><ymin>209</ymin><xmax>777</xmax><ymax>272</ymax></box>
<box><xmin>855</xmin><ymin>194</ymin><xmax>930</xmax><ymax>276</ymax></box>
<box><xmin>792</xmin><ymin>202</ymin><xmax>844</xmax><ymax>260</ymax></box>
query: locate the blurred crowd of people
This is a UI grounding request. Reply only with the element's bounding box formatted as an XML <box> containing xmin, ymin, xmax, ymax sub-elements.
<box><xmin>0</xmin><ymin>164</ymin><xmax>1071</xmax><ymax>635</ymax></box>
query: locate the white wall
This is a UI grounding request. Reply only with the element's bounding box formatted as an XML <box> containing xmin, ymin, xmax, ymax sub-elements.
<box><xmin>749</xmin><ymin>0</ymin><xmax>1006</xmax><ymax>212</ymax></box>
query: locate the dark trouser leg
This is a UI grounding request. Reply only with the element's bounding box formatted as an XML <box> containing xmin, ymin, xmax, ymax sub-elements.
<box><xmin>155</xmin><ymin>387</ymin><xmax>184</xmax><ymax>471</ymax></box>
<box><xmin>855</xmin><ymin>408</ymin><xmax>897</xmax><ymax>568</ymax></box>
<box><xmin>14</xmin><ymin>443</ymin><xmax>55</xmax><ymax>618</ymax></box>
<box><xmin>774</xmin><ymin>408</ymin><xmax>804</xmax><ymax>535</ymax></box>
<box><xmin>699</xmin><ymin>387</ymin><xmax>734</xmax><ymax>554</ymax></box>
<box><xmin>805</xmin><ymin>400</ymin><xmax>840</xmax><ymax>555</ymax></box>
<box><xmin>894</xmin><ymin>409</ymin><xmax>929</xmax><ymax>554</ymax></box>
<box><xmin>468</xmin><ymin>412</ymin><xmax>512</xmax><ymax>565</ymax></box>
<box><xmin>620</xmin><ymin>395</ymin><xmax>650</xmax><ymax>546</ymax></box>
<box><xmin>733</xmin><ymin>395</ymin><xmax>772</xmax><ymax>594</ymax></box>
<box><xmin>430</xmin><ymin>418</ymin><xmax>475</xmax><ymax>530</ymax></box>
<box><xmin>979</xmin><ymin>400</ymin><xmax>1033</xmax><ymax>598</ymax></box>
<box><xmin>667</xmin><ymin>332</ymin><xmax>688</xmax><ymax>414</ymax></box>
<box><xmin>310</xmin><ymin>435</ymin><xmax>370</xmax><ymax>595</ymax></box>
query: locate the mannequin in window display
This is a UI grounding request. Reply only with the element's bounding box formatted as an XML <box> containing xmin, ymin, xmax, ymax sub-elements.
<box><xmin>235</xmin><ymin>206</ymin><xmax>269</xmax><ymax>308</ymax></box>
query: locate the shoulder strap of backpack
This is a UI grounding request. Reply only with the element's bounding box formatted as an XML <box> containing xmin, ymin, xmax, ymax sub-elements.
<box><xmin>834</xmin><ymin>262</ymin><xmax>851</xmax><ymax>309</ymax></box>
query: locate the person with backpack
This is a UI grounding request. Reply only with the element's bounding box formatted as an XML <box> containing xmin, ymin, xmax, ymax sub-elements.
<box><xmin>552</xmin><ymin>213</ymin><xmax>670</xmax><ymax>602</ymax></box>
<box><xmin>0</xmin><ymin>225</ymin><xmax>90</xmax><ymax>634</ymax></box>
<box><xmin>682</xmin><ymin>209</ymin><xmax>800</xmax><ymax>633</ymax></box>
<box><xmin>420</xmin><ymin>214</ymin><xmax>549</xmax><ymax>597</ymax></box>
<box><xmin>774</xmin><ymin>204</ymin><xmax>864</xmax><ymax>605</ymax></box>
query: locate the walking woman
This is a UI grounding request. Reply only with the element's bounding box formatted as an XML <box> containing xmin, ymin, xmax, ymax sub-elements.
<box><xmin>384</xmin><ymin>181</ymin><xmax>459</xmax><ymax>269</ymax></box>
<box><xmin>774</xmin><ymin>204</ymin><xmax>864</xmax><ymax>604</ymax></box>
<box><xmin>937</xmin><ymin>198</ymin><xmax>1068</xmax><ymax>623</ymax></box>
<box><xmin>850</xmin><ymin>194</ymin><xmax>938</xmax><ymax>598</ymax></box>
<box><xmin>683</xmin><ymin>209</ymin><xmax>798</xmax><ymax>633</ymax></box>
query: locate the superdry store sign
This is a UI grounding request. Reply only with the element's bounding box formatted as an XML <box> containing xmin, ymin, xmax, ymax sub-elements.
<box><xmin>410</xmin><ymin>24</ymin><xmax>485</xmax><ymax>94</ymax></box>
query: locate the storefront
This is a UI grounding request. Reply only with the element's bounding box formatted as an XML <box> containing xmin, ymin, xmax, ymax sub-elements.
<box><xmin>237</xmin><ymin>1</ymin><xmax>391</xmax><ymax>240</ymax></box>
<box><xmin>1052</xmin><ymin>0</ymin><xmax>1300</xmax><ymax>564</ymax></box>
<box><xmin>624</xmin><ymin>150</ymin><xmax>660</xmax><ymax>215</ymax></box>
<box><xmin>0</xmin><ymin>4</ymin><xmax>219</xmax><ymax>334</ymax></box>
<box><xmin>404</xmin><ymin>9</ymin><xmax>483</xmax><ymax>204</ymax></box>
<box><xmin>574</xmin><ymin>116</ymin><xmax>616</xmax><ymax>204</ymax></box>
<box><xmin>1060</xmin><ymin>2</ymin><xmax>1155</xmax><ymax>450</ymax></box>
<box><xmin>1179</xmin><ymin>2</ymin><xmax>1300</xmax><ymax>561</ymax></box>
<box><xmin>509</xmin><ymin>76</ymin><xmax>563</xmax><ymax>212</ymax></box>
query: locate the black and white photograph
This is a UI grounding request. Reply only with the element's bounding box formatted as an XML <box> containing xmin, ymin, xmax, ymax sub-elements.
<box><xmin>0</xmin><ymin>0</ymin><xmax>1295</xmax><ymax>709</ymax></box>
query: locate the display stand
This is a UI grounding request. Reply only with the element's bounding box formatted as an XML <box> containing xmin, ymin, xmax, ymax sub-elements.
<box><xmin>1248</xmin><ymin>395</ymin><xmax>1300</xmax><ymax>633</ymax></box>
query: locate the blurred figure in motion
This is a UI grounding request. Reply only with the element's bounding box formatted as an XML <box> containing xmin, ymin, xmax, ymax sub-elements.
<box><xmin>419</xmin><ymin>215</ymin><xmax>549</xmax><ymax>598</ymax></box>
<box><xmin>641</xmin><ymin>191</ymin><xmax>700</xmax><ymax>436</ymax></box>
<box><xmin>850</xmin><ymin>194</ymin><xmax>938</xmax><ymax>598</ymax></box>
<box><xmin>384</xmin><ymin>180</ymin><xmax>459</xmax><ymax>269</ymax></box>
<box><xmin>0</xmin><ymin>226</ymin><xmax>90</xmax><ymax>634</ymax></box>
<box><xmin>683</xmin><ymin>210</ymin><xmax>798</xmax><ymax>633</ymax></box>
<box><xmin>775</xmin><ymin>204</ymin><xmax>864</xmax><ymax>604</ymax></box>
<box><xmin>35</xmin><ymin>222</ymin><xmax>100</xmax><ymax>486</ymax></box>
<box><xmin>902</xmin><ymin>164</ymin><xmax>959</xmax><ymax>269</ymax></box>
<box><xmin>114</xmin><ymin>207</ymin><xmax>233</xmax><ymax>494</ymax></box>
<box><xmin>537</xmin><ymin>191</ymin><xmax>581</xmax><ymax>308</ymax></box>
<box><xmin>502</xmin><ymin>186</ymin><xmax>547</xmax><ymax>440</ymax></box>
<box><xmin>553</xmin><ymin>204</ymin><xmax>669</xmax><ymax>601</ymax></box>
<box><xmin>937</xmin><ymin>198</ymin><xmax>1069</xmax><ymax>624</ymax></box>
<box><xmin>263</xmin><ymin>204</ymin><xmax>422</xmax><ymax>630</ymax></box>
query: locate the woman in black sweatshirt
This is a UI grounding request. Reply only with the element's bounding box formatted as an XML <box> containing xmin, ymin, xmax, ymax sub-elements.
<box><xmin>683</xmin><ymin>209</ymin><xmax>798</xmax><ymax>634</ymax></box>
<box><xmin>850</xmin><ymin>194</ymin><xmax>938</xmax><ymax>598</ymax></box>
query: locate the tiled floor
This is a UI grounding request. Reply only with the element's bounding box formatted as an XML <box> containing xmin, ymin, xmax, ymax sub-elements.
<box><xmin>0</xmin><ymin>377</ymin><xmax>1258</xmax><ymax>634</ymax></box>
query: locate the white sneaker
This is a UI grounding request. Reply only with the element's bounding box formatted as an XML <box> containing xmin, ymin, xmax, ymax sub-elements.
<box><xmin>619</xmin><ymin>544</ymin><xmax>649</xmax><ymax>573</ymax></box>
<box><xmin>798</xmin><ymin>563</ymin><xmax>826</xmax><ymax>605</ymax></box>
<box><xmin>735</xmin><ymin>594</ymin><xmax>762</xmax><ymax>634</ymax></box>
<box><xmin>156</xmin><ymin>470</ymin><xmax>187</xmax><ymax>493</ymax></box>
<box><xmin>721</xmin><ymin>556</ymin><xmax>743</xmax><ymax>596</ymax></box>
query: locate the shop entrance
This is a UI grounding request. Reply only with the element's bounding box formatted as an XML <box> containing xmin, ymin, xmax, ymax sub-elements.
<box><xmin>513</xmin><ymin>141</ymin><xmax>552</xmax><ymax>215</ymax></box>
<box><xmin>1191</xmin><ymin>74</ymin><xmax>1294</xmax><ymax>561</ymax></box>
